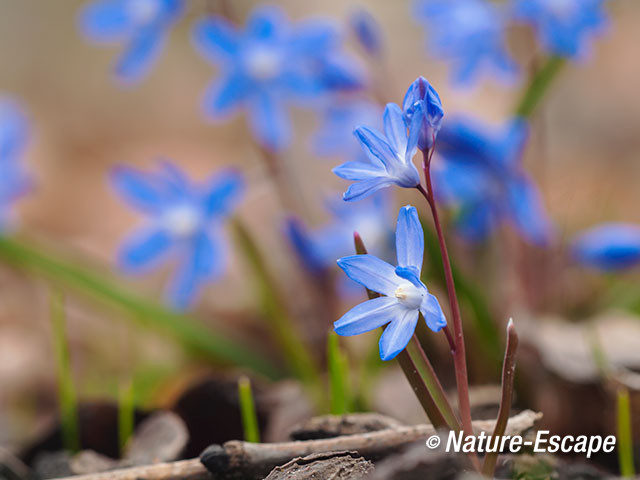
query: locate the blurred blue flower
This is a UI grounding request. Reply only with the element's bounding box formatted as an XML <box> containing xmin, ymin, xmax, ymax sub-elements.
<box><xmin>513</xmin><ymin>0</ymin><xmax>608</xmax><ymax>59</ymax></box>
<box><xmin>0</xmin><ymin>98</ymin><xmax>31</xmax><ymax>227</ymax></box>
<box><xmin>112</xmin><ymin>161</ymin><xmax>243</xmax><ymax>309</ymax></box>
<box><xmin>402</xmin><ymin>76</ymin><xmax>444</xmax><ymax>151</ymax></box>
<box><xmin>348</xmin><ymin>8</ymin><xmax>383</xmax><ymax>56</ymax></box>
<box><xmin>192</xmin><ymin>5</ymin><xmax>365</xmax><ymax>152</ymax></box>
<box><xmin>572</xmin><ymin>223</ymin><xmax>640</xmax><ymax>271</ymax></box>
<box><xmin>335</xmin><ymin>205</ymin><xmax>446</xmax><ymax>361</ymax></box>
<box><xmin>313</xmin><ymin>98</ymin><xmax>381</xmax><ymax>160</ymax></box>
<box><xmin>333</xmin><ymin>103</ymin><xmax>423</xmax><ymax>201</ymax></box>
<box><xmin>78</xmin><ymin>0</ymin><xmax>184</xmax><ymax>84</ymax></box>
<box><xmin>285</xmin><ymin>193</ymin><xmax>393</xmax><ymax>275</ymax></box>
<box><xmin>433</xmin><ymin>117</ymin><xmax>553</xmax><ymax>246</ymax></box>
<box><xmin>412</xmin><ymin>0</ymin><xmax>518</xmax><ymax>87</ymax></box>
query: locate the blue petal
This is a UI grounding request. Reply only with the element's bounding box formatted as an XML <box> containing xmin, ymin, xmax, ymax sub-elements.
<box><xmin>202</xmin><ymin>168</ymin><xmax>244</xmax><ymax>217</ymax></box>
<box><xmin>167</xmin><ymin>230</ymin><xmax>225</xmax><ymax>309</ymax></box>
<box><xmin>78</xmin><ymin>0</ymin><xmax>130</xmax><ymax>42</ymax></box>
<box><xmin>395</xmin><ymin>205</ymin><xmax>423</xmax><ymax>270</ymax></box>
<box><xmin>247</xmin><ymin>92</ymin><xmax>291</xmax><ymax>152</ymax></box>
<box><xmin>455</xmin><ymin>202</ymin><xmax>496</xmax><ymax>243</ymax></box>
<box><xmin>394</xmin><ymin>266</ymin><xmax>422</xmax><ymax>287</ymax></box>
<box><xmin>343</xmin><ymin>177</ymin><xmax>394</xmax><ymax>202</ymax></box>
<box><xmin>115</xmin><ymin>26</ymin><xmax>165</xmax><ymax>83</ymax></box>
<box><xmin>334</xmin><ymin>296</ymin><xmax>403</xmax><ymax>336</ymax></box>
<box><xmin>354</xmin><ymin>126</ymin><xmax>399</xmax><ymax>172</ymax></box>
<box><xmin>379</xmin><ymin>309</ymin><xmax>419</xmax><ymax>360</ymax></box>
<box><xmin>202</xmin><ymin>74</ymin><xmax>250</xmax><ymax>118</ymax></box>
<box><xmin>192</xmin><ymin>17</ymin><xmax>239</xmax><ymax>64</ymax></box>
<box><xmin>572</xmin><ymin>223</ymin><xmax>640</xmax><ymax>271</ymax></box>
<box><xmin>246</xmin><ymin>5</ymin><xmax>286</xmax><ymax>40</ymax></box>
<box><xmin>111</xmin><ymin>165</ymin><xmax>166</xmax><ymax>213</ymax></box>
<box><xmin>383</xmin><ymin>103</ymin><xmax>408</xmax><ymax>155</ymax></box>
<box><xmin>290</xmin><ymin>19</ymin><xmax>338</xmax><ymax>54</ymax></box>
<box><xmin>506</xmin><ymin>175</ymin><xmax>553</xmax><ymax>247</ymax></box>
<box><xmin>420</xmin><ymin>293</ymin><xmax>447</xmax><ymax>332</ymax></box>
<box><xmin>333</xmin><ymin>161</ymin><xmax>384</xmax><ymax>181</ymax></box>
<box><xmin>337</xmin><ymin>254</ymin><xmax>399</xmax><ymax>297</ymax></box>
<box><xmin>118</xmin><ymin>227</ymin><xmax>173</xmax><ymax>272</ymax></box>
<box><xmin>285</xmin><ymin>216</ymin><xmax>327</xmax><ymax>274</ymax></box>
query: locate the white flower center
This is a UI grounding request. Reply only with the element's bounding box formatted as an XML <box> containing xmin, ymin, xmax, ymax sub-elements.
<box><xmin>244</xmin><ymin>46</ymin><xmax>281</xmax><ymax>81</ymax></box>
<box><xmin>394</xmin><ymin>282</ymin><xmax>424</xmax><ymax>310</ymax></box>
<box><xmin>127</xmin><ymin>0</ymin><xmax>159</xmax><ymax>25</ymax></box>
<box><xmin>162</xmin><ymin>205</ymin><xmax>201</xmax><ymax>238</ymax></box>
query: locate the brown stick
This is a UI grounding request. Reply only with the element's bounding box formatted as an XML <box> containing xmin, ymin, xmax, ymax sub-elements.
<box><xmin>57</xmin><ymin>410</ymin><xmax>541</xmax><ymax>480</ymax></box>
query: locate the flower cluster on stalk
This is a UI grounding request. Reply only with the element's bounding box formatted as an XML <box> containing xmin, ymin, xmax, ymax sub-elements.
<box><xmin>192</xmin><ymin>5</ymin><xmax>364</xmax><ymax>152</ymax></box>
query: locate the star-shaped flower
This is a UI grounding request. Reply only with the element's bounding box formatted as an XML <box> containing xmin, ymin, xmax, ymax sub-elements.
<box><xmin>333</xmin><ymin>102</ymin><xmax>423</xmax><ymax>201</ymax></box>
<box><xmin>112</xmin><ymin>161</ymin><xmax>243</xmax><ymax>308</ymax></box>
<box><xmin>433</xmin><ymin>117</ymin><xmax>553</xmax><ymax>246</ymax></box>
<box><xmin>335</xmin><ymin>205</ymin><xmax>447</xmax><ymax>361</ymax></box>
<box><xmin>412</xmin><ymin>0</ymin><xmax>518</xmax><ymax>87</ymax></box>
<box><xmin>78</xmin><ymin>0</ymin><xmax>184</xmax><ymax>83</ymax></box>
<box><xmin>513</xmin><ymin>0</ymin><xmax>608</xmax><ymax>59</ymax></box>
<box><xmin>192</xmin><ymin>5</ymin><xmax>364</xmax><ymax>152</ymax></box>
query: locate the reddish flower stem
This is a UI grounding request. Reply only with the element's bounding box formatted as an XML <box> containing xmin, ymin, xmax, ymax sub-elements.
<box><xmin>417</xmin><ymin>149</ymin><xmax>478</xmax><ymax>469</ymax></box>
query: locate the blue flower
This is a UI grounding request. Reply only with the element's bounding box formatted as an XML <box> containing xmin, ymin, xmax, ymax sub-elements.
<box><xmin>112</xmin><ymin>161</ymin><xmax>243</xmax><ymax>309</ymax></box>
<box><xmin>335</xmin><ymin>205</ymin><xmax>446</xmax><ymax>361</ymax></box>
<box><xmin>402</xmin><ymin>76</ymin><xmax>444</xmax><ymax>151</ymax></box>
<box><xmin>348</xmin><ymin>8</ymin><xmax>383</xmax><ymax>56</ymax></box>
<box><xmin>572</xmin><ymin>223</ymin><xmax>640</xmax><ymax>271</ymax></box>
<box><xmin>433</xmin><ymin>117</ymin><xmax>553</xmax><ymax>246</ymax></box>
<box><xmin>192</xmin><ymin>5</ymin><xmax>364</xmax><ymax>152</ymax></box>
<box><xmin>412</xmin><ymin>0</ymin><xmax>518</xmax><ymax>87</ymax></box>
<box><xmin>513</xmin><ymin>0</ymin><xmax>608</xmax><ymax>59</ymax></box>
<box><xmin>313</xmin><ymin>98</ymin><xmax>381</xmax><ymax>160</ymax></box>
<box><xmin>333</xmin><ymin>103</ymin><xmax>423</xmax><ymax>201</ymax></box>
<box><xmin>285</xmin><ymin>193</ymin><xmax>393</xmax><ymax>275</ymax></box>
<box><xmin>78</xmin><ymin>0</ymin><xmax>184</xmax><ymax>84</ymax></box>
<box><xmin>0</xmin><ymin>98</ymin><xmax>31</xmax><ymax>227</ymax></box>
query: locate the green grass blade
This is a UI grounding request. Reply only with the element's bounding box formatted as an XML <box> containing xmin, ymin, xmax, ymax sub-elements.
<box><xmin>50</xmin><ymin>291</ymin><xmax>80</xmax><ymax>453</ymax></box>
<box><xmin>238</xmin><ymin>376</ymin><xmax>260</xmax><ymax>443</ymax></box>
<box><xmin>327</xmin><ymin>331</ymin><xmax>351</xmax><ymax>415</ymax></box>
<box><xmin>515</xmin><ymin>56</ymin><xmax>566</xmax><ymax>118</ymax></box>
<box><xmin>0</xmin><ymin>235</ymin><xmax>281</xmax><ymax>380</ymax></box>
<box><xmin>231</xmin><ymin>220</ymin><xmax>318</xmax><ymax>384</ymax></box>
<box><xmin>118</xmin><ymin>380</ymin><xmax>135</xmax><ymax>456</ymax></box>
<box><xmin>617</xmin><ymin>388</ymin><xmax>636</xmax><ymax>477</ymax></box>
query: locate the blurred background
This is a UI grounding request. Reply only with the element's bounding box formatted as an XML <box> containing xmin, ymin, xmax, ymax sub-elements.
<box><xmin>1</xmin><ymin>0</ymin><xmax>640</xmax><ymax>476</ymax></box>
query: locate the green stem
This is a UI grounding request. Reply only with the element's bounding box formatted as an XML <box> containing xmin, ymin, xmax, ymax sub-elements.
<box><xmin>231</xmin><ymin>220</ymin><xmax>319</xmax><ymax>385</ymax></box>
<box><xmin>515</xmin><ymin>56</ymin><xmax>566</xmax><ymax>118</ymax></box>
<box><xmin>118</xmin><ymin>380</ymin><xmax>135</xmax><ymax>456</ymax></box>
<box><xmin>50</xmin><ymin>291</ymin><xmax>80</xmax><ymax>453</ymax></box>
<box><xmin>238</xmin><ymin>376</ymin><xmax>260</xmax><ymax>443</ymax></box>
<box><xmin>327</xmin><ymin>331</ymin><xmax>351</xmax><ymax>415</ymax></box>
<box><xmin>407</xmin><ymin>332</ymin><xmax>461</xmax><ymax>431</ymax></box>
<box><xmin>0</xmin><ymin>235</ymin><xmax>281</xmax><ymax>380</ymax></box>
<box><xmin>482</xmin><ymin>319</ymin><xmax>519</xmax><ymax>476</ymax></box>
<box><xmin>617</xmin><ymin>387</ymin><xmax>636</xmax><ymax>478</ymax></box>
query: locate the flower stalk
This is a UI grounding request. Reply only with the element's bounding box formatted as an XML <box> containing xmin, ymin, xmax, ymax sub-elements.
<box><xmin>418</xmin><ymin>148</ymin><xmax>478</xmax><ymax>468</ymax></box>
